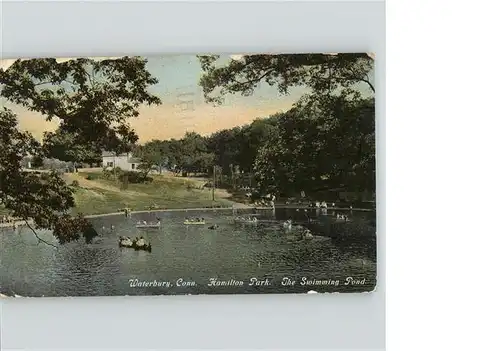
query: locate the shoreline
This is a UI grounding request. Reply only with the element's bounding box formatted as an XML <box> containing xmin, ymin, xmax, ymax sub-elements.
<box><xmin>84</xmin><ymin>206</ymin><xmax>243</xmax><ymax>219</ymax></box>
<box><xmin>1</xmin><ymin>204</ymin><xmax>373</xmax><ymax>228</ymax></box>
<box><xmin>0</xmin><ymin>219</ymin><xmax>34</xmax><ymax>229</ymax></box>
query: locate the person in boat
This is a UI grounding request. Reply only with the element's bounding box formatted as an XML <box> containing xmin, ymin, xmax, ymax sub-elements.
<box><xmin>119</xmin><ymin>236</ymin><xmax>133</xmax><ymax>246</ymax></box>
<box><xmin>136</xmin><ymin>236</ymin><xmax>146</xmax><ymax>247</ymax></box>
<box><xmin>142</xmin><ymin>220</ymin><xmax>147</xmax><ymax>225</ymax></box>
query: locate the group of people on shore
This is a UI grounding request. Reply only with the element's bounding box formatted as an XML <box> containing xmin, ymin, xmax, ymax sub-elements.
<box><xmin>1</xmin><ymin>215</ymin><xmax>20</xmax><ymax>224</ymax></box>
<box><xmin>1</xmin><ymin>215</ymin><xmax>24</xmax><ymax>229</ymax></box>
<box><xmin>123</xmin><ymin>208</ymin><xmax>132</xmax><ymax>218</ymax></box>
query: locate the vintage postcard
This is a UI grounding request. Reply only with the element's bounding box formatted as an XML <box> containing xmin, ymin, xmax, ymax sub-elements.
<box><xmin>0</xmin><ymin>54</ymin><xmax>376</xmax><ymax>297</ymax></box>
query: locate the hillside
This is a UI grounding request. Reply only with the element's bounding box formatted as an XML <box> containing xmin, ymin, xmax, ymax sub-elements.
<box><xmin>64</xmin><ymin>171</ymin><xmax>236</xmax><ymax>216</ymax></box>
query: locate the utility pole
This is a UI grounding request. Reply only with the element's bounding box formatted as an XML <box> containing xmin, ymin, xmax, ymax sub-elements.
<box><xmin>212</xmin><ymin>165</ymin><xmax>216</xmax><ymax>201</ymax></box>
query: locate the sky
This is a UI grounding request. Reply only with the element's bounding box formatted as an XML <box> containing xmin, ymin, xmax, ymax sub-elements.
<box><xmin>0</xmin><ymin>54</ymin><xmax>373</xmax><ymax>143</ymax></box>
<box><xmin>0</xmin><ymin>55</ymin><xmax>308</xmax><ymax>142</ymax></box>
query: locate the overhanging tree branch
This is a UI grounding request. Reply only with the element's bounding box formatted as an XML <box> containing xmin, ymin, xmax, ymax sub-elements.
<box><xmin>24</xmin><ymin>220</ymin><xmax>58</xmax><ymax>249</ymax></box>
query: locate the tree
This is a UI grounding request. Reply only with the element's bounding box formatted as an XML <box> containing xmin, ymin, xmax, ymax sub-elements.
<box><xmin>134</xmin><ymin>140</ymin><xmax>169</xmax><ymax>178</ymax></box>
<box><xmin>31</xmin><ymin>154</ymin><xmax>44</xmax><ymax>168</ymax></box>
<box><xmin>206</xmin><ymin>127</ymin><xmax>242</xmax><ymax>174</ymax></box>
<box><xmin>198</xmin><ymin>54</ymin><xmax>375</xmax><ymax>198</ymax></box>
<box><xmin>253</xmin><ymin>95</ymin><xmax>375</xmax><ymax>197</ymax></box>
<box><xmin>0</xmin><ymin>57</ymin><xmax>161</xmax><ymax>244</ymax></box>
<box><xmin>236</xmin><ymin>117</ymin><xmax>279</xmax><ymax>173</ymax></box>
<box><xmin>177</xmin><ymin>132</ymin><xmax>214</xmax><ymax>175</ymax></box>
<box><xmin>198</xmin><ymin>53</ymin><xmax>374</xmax><ymax>105</ymax></box>
<box><xmin>42</xmin><ymin>130</ymin><xmax>101</xmax><ymax>171</ymax></box>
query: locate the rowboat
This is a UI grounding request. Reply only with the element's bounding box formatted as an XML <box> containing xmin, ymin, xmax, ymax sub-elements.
<box><xmin>119</xmin><ymin>237</ymin><xmax>152</xmax><ymax>252</ymax></box>
<box><xmin>183</xmin><ymin>220</ymin><xmax>205</xmax><ymax>225</ymax></box>
<box><xmin>234</xmin><ymin>217</ymin><xmax>258</xmax><ymax>224</ymax></box>
<box><xmin>136</xmin><ymin>221</ymin><xmax>161</xmax><ymax>229</ymax></box>
<box><xmin>134</xmin><ymin>242</ymin><xmax>152</xmax><ymax>252</ymax></box>
<box><xmin>136</xmin><ymin>224</ymin><xmax>161</xmax><ymax>229</ymax></box>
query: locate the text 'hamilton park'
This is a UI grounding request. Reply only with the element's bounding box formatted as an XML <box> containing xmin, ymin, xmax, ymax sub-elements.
<box><xmin>128</xmin><ymin>277</ymin><xmax>367</xmax><ymax>288</ymax></box>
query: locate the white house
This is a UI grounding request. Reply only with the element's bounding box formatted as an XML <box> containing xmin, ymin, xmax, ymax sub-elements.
<box><xmin>102</xmin><ymin>151</ymin><xmax>141</xmax><ymax>172</ymax></box>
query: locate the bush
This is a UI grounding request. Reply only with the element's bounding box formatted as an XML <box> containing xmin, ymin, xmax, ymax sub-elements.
<box><xmin>101</xmin><ymin>169</ymin><xmax>113</xmax><ymax>179</ymax></box>
<box><xmin>86</xmin><ymin>174</ymin><xmax>97</xmax><ymax>180</ymax></box>
<box><xmin>71</xmin><ymin>180</ymin><xmax>80</xmax><ymax>187</ymax></box>
<box><xmin>119</xmin><ymin>171</ymin><xmax>152</xmax><ymax>184</ymax></box>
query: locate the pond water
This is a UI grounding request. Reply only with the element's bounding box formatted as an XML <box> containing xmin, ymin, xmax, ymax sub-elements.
<box><xmin>0</xmin><ymin>208</ymin><xmax>376</xmax><ymax>297</ymax></box>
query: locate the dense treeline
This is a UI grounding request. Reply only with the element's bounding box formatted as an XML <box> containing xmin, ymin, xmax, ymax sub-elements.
<box><xmin>134</xmin><ymin>94</ymin><xmax>375</xmax><ymax>199</ymax></box>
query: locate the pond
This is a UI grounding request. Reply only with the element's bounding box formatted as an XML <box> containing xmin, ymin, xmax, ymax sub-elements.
<box><xmin>0</xmin><ymin>208</ymin><xmax>377</xmax><ymax>297</ymax></box>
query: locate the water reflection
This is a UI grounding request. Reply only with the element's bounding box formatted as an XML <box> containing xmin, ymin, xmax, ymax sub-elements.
<box><xmin>0</xmin><ymin>209</ymin><xmax>376</xmax><ymax>297</ymax></box>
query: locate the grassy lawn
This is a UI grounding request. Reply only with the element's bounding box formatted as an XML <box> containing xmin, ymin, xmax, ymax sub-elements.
<box><xmin>70</xmin><ymin>172</ymin><xmax>235</xmax><ymax>215</ymax></box>
<box><xmin>0</xmin><ymin>172</ymin><xmax>235</xmax><ymax>217</ymax></box>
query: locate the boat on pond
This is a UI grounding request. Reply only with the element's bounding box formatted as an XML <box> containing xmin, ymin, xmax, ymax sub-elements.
<box><xmin>183</xmin><ymin>218</ymin><xmax>206</xmax><ymax>225</ymax></box>
<box><xmin>135</xmin><ymin>220</ymin><xmax>161</xmax><ymax>229</ymax></box>
<box><xmin>234</xmin><ymin>216</ymin><xmax>259</xmax><ymax>224</ymax></box>
<box><xmin>118</xmin><ymin>236</ymin><xmax>152</xmax><ymax>252</ymax></box>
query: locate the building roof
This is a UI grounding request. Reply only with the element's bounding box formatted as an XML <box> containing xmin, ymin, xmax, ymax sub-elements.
<box><xmin>102</xmin><ymin>151</ymin><xmax>129</xmax><ymax>157</ymax></box>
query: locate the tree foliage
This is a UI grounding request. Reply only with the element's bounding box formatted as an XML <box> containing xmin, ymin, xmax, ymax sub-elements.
<box><xmin>1</xmin><ymin>57</ymin><xmax>160</xmax><ymax>152</ymax></box>
<box><xmin>253</xmin><ymin>95</ymin><xmax>375</xmax><ymax>196</ymax></box>
<box><xmin>177</xmin><ymin>132</ymin><xmax>214</xmax><ymax>174</ymax></box>
<box><xmin>42</xmin><ymin>130</ymin><xmax>101</xmax><ymax>168</ymax></box>
<box><xmin>134</xmin><ymin>140</ymin><xmax>168</xmax><ymax>176</ymax></box>
<box><xmin>197</xmin><ymin>53</ymin><xmax>376</xmax><ymax>198</ymax></box>
<box><xmin>0</xmin><ymin>109</ymin><xmax>85</xmax><ymax>243</ymax></box>
<box><xmin>198</xmin><ymin>53</ymin><xmax>374</xmax><ymax>104</ymax></box>
<box><xmin>0</xmin><ymin>57</ymin><xmax>161</xmax><ymax>244</ymax></box>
